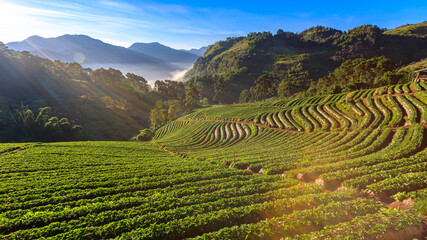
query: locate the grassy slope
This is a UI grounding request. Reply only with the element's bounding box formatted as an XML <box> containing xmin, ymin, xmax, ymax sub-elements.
<box><xmin>154</xmin><ymin>83</ymin><xmax>427</xmax><ymax>238</ymax></box>
<box><xmin>0</xmin><ymin>82</ymin><xmax>425</xmax><ymax>239</ymax></box>
<box><xmin>384</xmin><ymin>21</ymin><xmax>427</xmax><ymax>38</ymax></box>
<box><xmin>399</xmin><ymin>58</ymin><xmax>427</xmax><ymax>72</ymax></box>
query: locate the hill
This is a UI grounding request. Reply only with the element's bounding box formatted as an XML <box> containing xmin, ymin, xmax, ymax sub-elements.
<box><xmin>6</xmin><ymin>35</ymin><xmax>183</xmax><ymax>81</ymax></box>
<box><xmin>0</xmin><ymin>82</ymin><xmax>425</xmax><ymax>239</ymax></box>
<box><xmin>399</xmin><ymin>58</ymin><xmax>427</xmax><ymax>72</ymax></box>
<box><xmin>185</xmin><ymin>23</ymin><xmax>427</xmax><ymax>103</ymax></box>
<box><xmin>384</xmin><ymin>21</ymin><xmax>427</xmax><ymax>38</ymax></box>
<box><xmin>0</xmin><ymin>42</ymin><xmax>161</xmax><ymax>141</ymax></box>
<box><xmin>128</xmin><ymin>42</ymin><xmax>198</xmax><ymax>68</ymax></box>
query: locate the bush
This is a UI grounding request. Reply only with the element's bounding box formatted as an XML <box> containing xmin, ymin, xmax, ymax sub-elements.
<box><xmin>132</xmin><ymin>129</ymin><xmax>155</xmax><ymax>142</ymax></box>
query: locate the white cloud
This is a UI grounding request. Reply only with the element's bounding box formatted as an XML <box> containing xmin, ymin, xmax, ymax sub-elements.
<box><xmin>168</xmin><ymin>28</ymin><xmax>244</xmax><ymax>36</ymax></box>
<box><xmin>98</xmin><ymin>0</ymin><xmax>137</xmax><ymax>11</ymax></box>
<box><xmin>28</xmin><ymin>0</ymin><xmax>86</xmax><ymax>10</ymax></box>
<box><xmin>0</xmin><ymin>0</ymin><xmax>152</xmax><ymax>44</ymax></box>
<box><xmin>145</xmin><ymin>3</ymin><xmax>188</xmax><ymax>14</ymax></box>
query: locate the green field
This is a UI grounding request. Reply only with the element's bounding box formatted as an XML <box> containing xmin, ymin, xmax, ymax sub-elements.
<box><xmin>1</xmin><ymin>82</ymin><xmax>426</xmax><ymax>239</ymax></box>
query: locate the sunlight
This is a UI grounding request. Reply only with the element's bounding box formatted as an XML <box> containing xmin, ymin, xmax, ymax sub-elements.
<box><xmin>73</xmin><ymin>52</ymin><xmax>85</xmax><ymax>64</ymax></box>
<box><xmin>170</xmin><ymin>67</ymin><xmax>192</xmax><ymax>81</ymax></box>
<box><xmin>0</xmin><ymin>1</ymin><xmax>69</xmax><ymax>43</ymax></box>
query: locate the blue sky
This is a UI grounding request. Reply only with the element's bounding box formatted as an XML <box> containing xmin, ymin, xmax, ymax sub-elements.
<box><xmin>0</xmin><ymin>0</ymin><xmax>426</xmax><ymax>49</ymax></box>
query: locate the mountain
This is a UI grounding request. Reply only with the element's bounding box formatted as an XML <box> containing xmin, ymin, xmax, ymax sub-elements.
<box><xmin>183</xmin><ymin>46</ymin><xmax>209</xmax><ymax>57</ymax></box>
<box><xmin>185</xmin><ymin>23</ymin><xmax>427</xmax><ymax>103</ymax></box>
<box><xmin>6</xmin><ymin>35</ymin><xmax>162</xmax><ymax>63</ymax></box>
<box><xmin>6</xmin><ymin>35</ymin><xmax>182</xmax><ymax>81</ymax></box>
<box><xmin>128</xmin><ymin>42</ymin><xmax>198</xmax><ymax>68</ymax></box>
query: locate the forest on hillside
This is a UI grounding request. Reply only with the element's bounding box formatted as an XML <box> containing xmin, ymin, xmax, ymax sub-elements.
<box><xmin>186</xmin><ymin>22</ymin><xmax>427</xmax><ymax>103</ymax></box>
<box><xmin>0</xmin><ymin>43</ymin><xmax>201</xmax><ymax>142</ymax></box>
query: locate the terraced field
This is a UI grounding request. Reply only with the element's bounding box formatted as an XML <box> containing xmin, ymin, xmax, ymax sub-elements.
<box><xmin>154</xmin><ymin>82</ymin><xmax>427</xmax><ymax>239</ymax></box>
<box><xmin>0</xmin><ymin>82</ymin><xmax>425</xmax><ymax>239</ymax></box>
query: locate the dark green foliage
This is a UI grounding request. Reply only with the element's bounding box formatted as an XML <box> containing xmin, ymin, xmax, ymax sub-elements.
<box><xmin>131</xmin><ymin>128</ymin><xmax>155</xmax><ymax>141</ymax></box>
<box><xmin>126</xmin><ymin>73</ymin><xmax>149</xmax><ymax>93</ymax></box>
<box><xmin>149</xmin><ymin>101</ymin><xmax>175</xmax><ymax>129</ymax></box>
<box><xmin>184</xmin><ymin>82</ymin><xmax>201</xmax><ymax>110</ymax></box>
<box><xmin>306</xmin><ymin>56</ymin><xmax>410</xmax><ymax>96</ymax></box>
<box><xmin>239</xmin><ymin>74</ymin><xmax>276</xmax><ymax>102</ymax></box>
<box><xmin>0</xmin><ymin>45</ymin><xmax>166</xmax><ymax>141</ymax></box>
<box><xmin>5</xmin><ymin>106</ymin><xmax>82</xmax><ymax>142</ymax></box>
<box><xmin>149</xmin><ymin>82</ymin><xmax>202</xmax><ymax>129</ymax></box>
<box><xmin>90</xmin><ymin>68</ymin><xmax>124</xmax><ymax>85</ymax></box>
<box><xmin>253</xmin><ymin>74</ymin><xmax>275</xmax><ymax>100</ymax></box>
<box><xmin>155</xmin><ymin>80</ymin><xmax>186</xmax><ymax>100</ymax></box>
<box><xmin>213</xmin><ymin>78</ymin><xmax>227</xmax><ymax>103</ymax></box>
<box><xmin>0</xmin><ymin>42</ymin><xmax>206</xmax><ymax>141</ymax></box>
<box><xmin>149</xmin><ymin>99</ymin><xmax>188</xmax><ymax>129</ymax></box>
<box><xmin>299</xmin><ymin>26</ymin><xmax>342</xmax><ymax>43</ymax></box>
<box><xmin>337</xmin><ymin>25</ymin><xmax>383</xmax><ymax>46</ymax></box>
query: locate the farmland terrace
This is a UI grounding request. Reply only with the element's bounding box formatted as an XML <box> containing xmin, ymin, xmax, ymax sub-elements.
<box><xmin>0</xmin><ymin>82</ymin><xmax>426</xmax><ymax>239</ymax></box>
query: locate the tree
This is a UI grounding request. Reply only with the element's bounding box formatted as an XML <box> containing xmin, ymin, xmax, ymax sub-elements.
<box><xmin>11</xmin><ymin>106</ymin><xmax>36</xmax><ymax>138</ymax></box>
<box><xmin>149</xmin><ymin>99</ymin><xmax>187</xmax><ymax>129</ymax></box>
<box><xmin>306</xmin><ymin>56</ymin><xmax>397</xmax><ymax>96</ymax></box>
<box><xmin>126</xmin><ymin>73</ymin><xmax>149</xmax><ymax>92</ymax></box>
<box><xmin>155</xmin><ymin>80</ymin><xmax>186</xmax><ymax>100</ymax></box>
<box><xmin>10</xmin><ymin>106</ymin><xmax>82</xmax><ymax>142</ymax></box>
<box><xmin>239</xmin><ymin>89</ymin><xmax>251</xmax><ymax>103</ymax></box>
<box><xmin>277</xmin><ymin>80</ymin><xmax>294</xmax><ymax>98</ymax></box>
<box><xmin>131</xmin><ymin>128</ymin><xmax>155</xmax><ymax>141</ymax></box>
<box><xmin>213</xmin><ymin>79</ymin><xmax>227</xmax><ymax>103</ymax></box>
<box><xmin>184</xmin><ymin>82</ymin><xmax>200</xmax><ymax>110</ymax></box>
<box><xmin>90</xmin><ymin>68</ymin><xmax>124</xmax><ymax>85</ymax></box>
<box><xmin>253</xmin><ymin>74</ymin><xmax>274</xmax><ymax>100</ymax></box>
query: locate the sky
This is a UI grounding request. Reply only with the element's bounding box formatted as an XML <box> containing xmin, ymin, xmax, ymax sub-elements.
<box><xmin>0</xmin><ymin>0</ymin><xmax>426</xmax><ymax>49</ymax></box>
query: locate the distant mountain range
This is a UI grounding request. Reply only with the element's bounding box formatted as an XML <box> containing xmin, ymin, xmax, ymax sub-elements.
<box><xmin>6</xmin><ymin>35</ymin><xmax>208</xmax><ymax>82</ymax></box>
<box><xmin>182</xmin><ymin>46</ymin><xmax>209</xmax><ymax>57</ymax></box>
<box><xmin>129</xmin><ymin>42</ymin><xmax>198</xmax><ymax>67</ymax></box>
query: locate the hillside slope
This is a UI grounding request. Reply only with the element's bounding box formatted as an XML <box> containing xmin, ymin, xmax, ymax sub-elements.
<box><xmin>1</xmin><ymin>83</ymin><xmax>424</xmax><ymax>239</ymax></box>
<box><xmin>185</xmin><ymin>23</ymin><xmax>427</xmax><ymax>103</ymax></box>
<box><xmin>152</xmin><ymin>82</ymin><xmax>427</xmax><ymax>238</ymax></box>
<box><xmin>384</xmin><ymin>21</ymin><xmax>427</xmax><ymax>38</ymax></box>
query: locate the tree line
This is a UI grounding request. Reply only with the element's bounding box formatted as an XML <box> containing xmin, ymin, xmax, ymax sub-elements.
<box><xmin>237</xmin><ymin>56</ymin><xmax>416</xmax><ymax>103</ymax></box>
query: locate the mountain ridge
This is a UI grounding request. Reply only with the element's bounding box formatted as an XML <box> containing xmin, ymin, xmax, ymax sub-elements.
<box><xmin>128</xmin><ymin>42</ymin><xmax>198</xmax><ymax>68</ymax></box>
<box><xmin>6</xmin><ymin>34</ymin><xmax>206</xmax><ymax>81</ymax></box>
